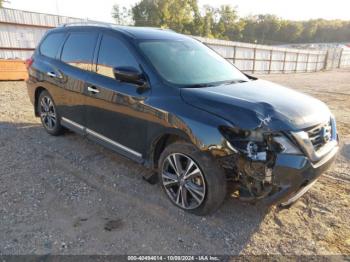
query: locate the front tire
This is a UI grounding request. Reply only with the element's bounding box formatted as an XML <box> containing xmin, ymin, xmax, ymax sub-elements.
<box><xmin>158</xmin><ymin>141</ymin><xmax>227</xmax><ymax>216</ymax></box>
<box><xmin>37</xmin><ymin>90</ymin><xmax>64</xmax><ymax>136</ymax></box>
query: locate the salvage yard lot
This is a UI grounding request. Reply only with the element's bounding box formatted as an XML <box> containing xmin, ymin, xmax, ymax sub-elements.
<box><xmin>0</xmin><ymin>69</ymin><xmax>349</xmax><ymax>255</ymax></box>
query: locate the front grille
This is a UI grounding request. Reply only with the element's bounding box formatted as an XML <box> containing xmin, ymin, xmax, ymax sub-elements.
<box><xmin>305</xmin><ymin>121</ymin><xmax>332</xmax><ymax>151</ymax></box>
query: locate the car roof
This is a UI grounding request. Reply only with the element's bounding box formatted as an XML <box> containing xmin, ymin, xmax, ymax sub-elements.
<box><xmin>53</xmin><ymin>23</ymin><xmax>191</xmax><ymax>41</ymax></box>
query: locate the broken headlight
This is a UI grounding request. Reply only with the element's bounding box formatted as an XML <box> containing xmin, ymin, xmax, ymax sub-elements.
<box><xmin>272</xmin><ymin>135</ymin><xmax>302</xmax><ymax>154</ymax></box>
<box><xmin>219</xmin><ymin>126</ymin><xmax>268</xmax><ymax>161</ymax></box>
<box><xmin>220</xmin><ymin>127</ymin><xmax>301</xmax><ymax>158</ymax></box>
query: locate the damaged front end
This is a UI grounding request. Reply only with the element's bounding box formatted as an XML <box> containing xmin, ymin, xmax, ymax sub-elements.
<box><xmin>219</xmin><ymin>126</ymin><xmax>285</xmax><ymax>201</ymax></box>
<box><xmin>218</xmin><ymin>117</ymin><xmax>338</xmax><ymax>206</ymax></box>
<box><xmin>180</xmin><ymin>78</ymin><xmax>339</xmax><ymax>206</ymax></box>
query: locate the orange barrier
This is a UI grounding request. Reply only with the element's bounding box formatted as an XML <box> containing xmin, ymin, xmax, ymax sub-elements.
<box><xmin>0</xmin><ymin>60</ymin><xmax>27</xmax><ymax>80</ymax></box>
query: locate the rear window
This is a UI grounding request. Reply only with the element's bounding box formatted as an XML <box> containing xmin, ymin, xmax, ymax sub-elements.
<box><xmin>39</xmin><ymin>32</ymin><xmax>65</xmax><ymax>59</ymax></box>
<box><xmin>61</xmin><ymin>32</ymin><xmax>98</xmax><ymax>71</ymax></box>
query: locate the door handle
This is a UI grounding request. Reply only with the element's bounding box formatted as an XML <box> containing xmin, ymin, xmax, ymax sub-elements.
<box><xmin>47</xmin><ymin>72</ymin><xmax>58</xmax><ymax>78</ymax></box>
<box><xmin>87</xmin><ymin>86</ymin><xmax>100</xmax><ymax>94</ymax></box>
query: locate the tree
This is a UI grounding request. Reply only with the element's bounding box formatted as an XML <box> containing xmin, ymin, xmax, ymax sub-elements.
<box><xmin>300</xmin><ymin>20</ymin><xmax>319</xmax><ymax>42</ymax></box>
<box><xmin>254</xmin><ymin>15</ymin><xmax>281</xmax><ymax>44</ymax></box>
<box><xmin>112</xmin><ymin>4</ymin><xmax>133</xmax><ymax>25</ymax></box>
<box><xmin>0</xmin><ymin>0</ymin><xmax>8</xmax><ymax>8</ymax></box>
<box><xmin>200</xmin><ymin>5</ymin><xmax>215</xmax><ymax>37</ymax></box>
<box><xmin>278</xmin><ymin>21</ymin><xmax>303</xmax><ymax>43</ymax></box>
<box><xmin>132</xmin><ymin>0</ymin><xmax>199</xmax><ymax>34</ymax></box>
<box><xmin>132</xmin><ymin>0</ymin><xmax>160</xmax><ymax>27</ymax></box>
<box><xmin>240</xmin><ymin>16</ymin><xmax>258</xmax><ymax>43</ymax></box>
<box><xmin>111</xmin><ymin>0</ymin><xmax>350</xmax><ymax>44</ymax></box>
<box><xmin>214</xmin><ymin>5</ymin><xmax>239</xmax><ymax>40</ymax></box>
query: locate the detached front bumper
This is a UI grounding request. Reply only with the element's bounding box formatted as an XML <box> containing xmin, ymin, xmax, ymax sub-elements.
<box><xmin>262</xmin><ymin>144</ymin><xmax>338</xmax><ymax>206</ymax></box>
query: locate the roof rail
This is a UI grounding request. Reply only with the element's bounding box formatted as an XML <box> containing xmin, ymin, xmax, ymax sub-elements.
<box><xmin>59</xmin><ymin>21</ymin><xmax>118</xmax><ymax>28</ymax></box>
<box><xmin>58</xmin><ymin>22</ymin><xmax>177</xmax><ymax>35</ymax></box>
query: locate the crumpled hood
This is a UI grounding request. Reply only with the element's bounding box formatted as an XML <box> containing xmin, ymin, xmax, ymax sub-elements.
<box><xmin>180</xmin><ymin>79</ymin><xmax>331</xmax><ymax>131</ymax></box>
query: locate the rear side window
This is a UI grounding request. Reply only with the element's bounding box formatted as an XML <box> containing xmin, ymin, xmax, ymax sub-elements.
<box><xmin>61</xmin><ymin>32</ymin><xmax>98</xmax><ymax>71</ymax></box>
<box><xmin>97</xmin><ymin>34</ymin><xmax>139</xmax><ymax>78</ymax></box>
<box><xmin>39</xmin><ymin>32</ymin><xmax>65</xmax><ymax>59</ymax></box>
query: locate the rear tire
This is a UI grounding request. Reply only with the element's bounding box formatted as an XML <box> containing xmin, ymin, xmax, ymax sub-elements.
<box><xmin>158</xmin><ymin>141</ymin><xmax>227</xmax><ymax>216</ymax></box>
<box><xmin>37</xmin><ymin>90</ymin><xmax>64</xmax><ymax>136</ymax></box>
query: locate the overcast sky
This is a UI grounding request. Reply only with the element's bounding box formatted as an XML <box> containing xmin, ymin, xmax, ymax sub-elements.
<box><xmin>5</xmin><ymin>0</ymin><xmax>350</xmax><ymax>22</ymax></box>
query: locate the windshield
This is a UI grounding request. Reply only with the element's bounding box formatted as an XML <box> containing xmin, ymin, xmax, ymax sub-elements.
<box><xmin>138</xmin><ymin>39</ymin><xmax>249</xmax><ymax>86</ymax></box>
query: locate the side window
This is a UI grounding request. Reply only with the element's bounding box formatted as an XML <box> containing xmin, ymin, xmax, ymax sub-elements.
<box><xmin>97</xmin><ymin>34</ymin><xmax>139</xmax><ymax>79</ymax></box>
<box><xmin>61</xmin><ymin>32</ymin><xmax>98</xmax><ymax>71</ymax></box>
<box><xmin>39</xmin><ymin>32</ymin><xmax>65</xmax><ymax>59</ymax></box>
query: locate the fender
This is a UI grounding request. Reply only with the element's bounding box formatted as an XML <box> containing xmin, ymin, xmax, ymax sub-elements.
<box><xmin>145</xmin><ymin>105</ymin><xmax>236</xmax><ymax>169</ymax></box>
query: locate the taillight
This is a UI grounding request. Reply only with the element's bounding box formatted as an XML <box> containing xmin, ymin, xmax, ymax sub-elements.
<box><xmin>25</xmin><ymin>57</ymin><xmax>34</xmax><ymax>70</ymax></box>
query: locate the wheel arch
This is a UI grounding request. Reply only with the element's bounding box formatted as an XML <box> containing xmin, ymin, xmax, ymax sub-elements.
<box><xmin>147</xmin><ymin>113</ymin><xmax>236</xmax><ymax>169</ymax></box>
<box><xmin>34</xmin><ymin>86</ymin><xmax>47</xmax><ymax>116</ymax></box>
<box><xmin>149</xmin><ymin>130</ymin><xmax>192</xmax><ymax>170</ymax></box>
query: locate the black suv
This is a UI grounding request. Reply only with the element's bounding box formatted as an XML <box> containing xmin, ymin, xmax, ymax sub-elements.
<box><xmin>26</xmin><ymin>23</ymin><xmax>339</xmax><ymax>215</ymax></box>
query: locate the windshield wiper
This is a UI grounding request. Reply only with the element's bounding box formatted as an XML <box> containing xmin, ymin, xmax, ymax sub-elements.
<box><xmin>221</xmin><ymin>79</ymin><xmax>248</xmax><ymax>85</ymax></box>
<box><xmin>185</xmin><ymin>79</ymin><xmax>248</xmax><ymax>88</ymax></box>
<box><xmin>185</xmin><ymin>83</ymin><xmax>217</xmax><ymax>88</ymax></box>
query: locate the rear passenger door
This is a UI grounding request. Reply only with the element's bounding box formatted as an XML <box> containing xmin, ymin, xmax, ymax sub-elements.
<box><xmin>35</xmin><ymin>31</ymin><xmax>67</xmax><ymax>119</ymax></box>
<box><xmin>84</xmin><ymin>32</ymin><xmax>150</xmax><ymax>162</ymax></box>
<box><xmin>56</xmin><ymin>31</ymin><xmax>99</xmax><ymax>132</ymax></box>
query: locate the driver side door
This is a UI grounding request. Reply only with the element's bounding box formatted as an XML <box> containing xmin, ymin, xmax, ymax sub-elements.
<box><xmin>84</xmin><ymin>33</ymin><xmax>150</xmax><ymax>163</ymax></box>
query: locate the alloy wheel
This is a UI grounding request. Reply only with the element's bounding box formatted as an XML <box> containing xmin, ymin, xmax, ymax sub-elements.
<box><xmin>40</xmin><ymin>96</ymin><xmax>57</xmax><ymax>130</ymax></box>
<box><xmin>161</xmin><ymin>153</ymin><xmax>206</xmax><ymax>209</ymax></box>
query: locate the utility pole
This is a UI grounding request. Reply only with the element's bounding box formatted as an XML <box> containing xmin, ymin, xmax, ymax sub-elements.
<box><xmin>56</xmin><ymin>0</ymin><xmax>60</xmax><ymax>24</ymax></box>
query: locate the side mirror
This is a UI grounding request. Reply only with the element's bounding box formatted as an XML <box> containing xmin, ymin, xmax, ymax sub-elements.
<box><xmin>113</xmin><ymin>67</ymin><xmax>147</xmax><ymax>87</ymax></box>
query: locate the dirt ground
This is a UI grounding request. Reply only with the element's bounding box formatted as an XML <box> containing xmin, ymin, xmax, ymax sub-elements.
<box><xmin>0</xmin><ymin>69</ymin><xmax>349</xmax><ymax>255</ymax></box>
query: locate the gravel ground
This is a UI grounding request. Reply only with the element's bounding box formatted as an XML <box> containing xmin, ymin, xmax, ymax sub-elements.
<box><xmin>0</xmin><ymin>69</ymin><xmax>349</xmax><ymax>255</ymax></box>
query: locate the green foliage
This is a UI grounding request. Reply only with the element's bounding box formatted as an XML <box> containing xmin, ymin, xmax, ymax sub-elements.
<box><xmin>131</xmin><ymin>0</ymin><xmax>198</xmax><ymax>33</ymax></box>
<box><xmin>112</xmin><ymin>0</ymin><xmax>350</xmax><ymax>44</ymax></box>
<box><xmin>112</xmin><ymin>4</ymin><xmax>133</xmax><ymax>25</ymax></box>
